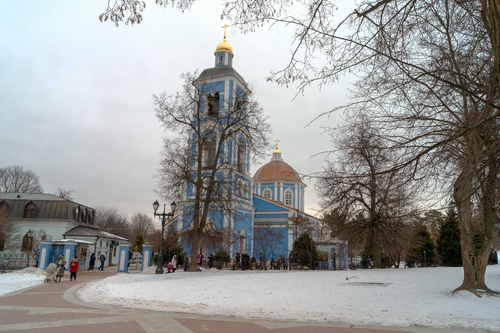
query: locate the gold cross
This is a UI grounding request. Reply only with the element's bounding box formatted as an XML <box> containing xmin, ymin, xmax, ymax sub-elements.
<box><xmin>222</xmin><ymin>24</ymin><xmax>229</xmax><ymax>39</ymax></box>
<box><xmin>274</xmin><ymin>137</ymin><xmax>281</xmax><ymax>149</ymax></box>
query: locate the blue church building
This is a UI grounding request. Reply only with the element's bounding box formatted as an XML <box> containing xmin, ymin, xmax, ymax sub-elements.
<box><xmin>167</xmin><ymin>31</ymin><xmax>346</xmax><ymax>267</ymax></box>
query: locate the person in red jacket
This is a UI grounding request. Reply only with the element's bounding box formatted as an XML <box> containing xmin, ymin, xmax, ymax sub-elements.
<box><xmin>69</xmin><ymin>257</ymin><xmax>79</xmax><ymax>281</ymax></box>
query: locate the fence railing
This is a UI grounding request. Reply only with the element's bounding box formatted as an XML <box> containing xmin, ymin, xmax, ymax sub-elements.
<box><xmin>0</xmin><ymin>252</ymin><xmax>38</xmax><ymax>272</ymax></box>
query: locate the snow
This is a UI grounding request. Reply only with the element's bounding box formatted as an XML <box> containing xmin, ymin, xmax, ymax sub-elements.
<box><xmin>0</xmin><ymin>267</ymin><xmax>46</xmax><ymax>296</ymax></box>
<box><xmin>1</xmin><ymin>265</ymin><xmax>499</xmax><ymax>330</ymax></box>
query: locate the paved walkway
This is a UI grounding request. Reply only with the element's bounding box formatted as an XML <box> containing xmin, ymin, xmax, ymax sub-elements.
<box><xmin>0</xmin><ymin>267</ymin><xmax>496</xmax><ymax>333</ymax></box>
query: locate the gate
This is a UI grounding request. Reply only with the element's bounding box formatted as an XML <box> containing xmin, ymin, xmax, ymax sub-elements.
<box><xmin>50</xmin><ymin>245</ymin><xmax>64</xmax><ymax>264</ymax></box>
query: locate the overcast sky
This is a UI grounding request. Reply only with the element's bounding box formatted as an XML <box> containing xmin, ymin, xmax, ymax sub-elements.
<box><xmin>0</xmin><ymin>1</ymin><xmax>353</xmax><ymax>222</ymax></box>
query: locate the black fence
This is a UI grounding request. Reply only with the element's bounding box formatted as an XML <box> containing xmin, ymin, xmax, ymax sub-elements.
<box><xmin>0</xmin><ymin>253</ymin><xmax>38</xmax><ymax>272</ymax></box>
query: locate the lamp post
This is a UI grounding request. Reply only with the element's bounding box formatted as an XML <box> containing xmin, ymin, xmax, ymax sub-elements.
<box><xmin>153</xmin><ymin>200</ymin><xmax>176</xmax><ymax>274</ymax></box>
<box><xmin>26</xmin><ymin>229</ymin><xmax>33</xmax><ymax>267</ymax></box>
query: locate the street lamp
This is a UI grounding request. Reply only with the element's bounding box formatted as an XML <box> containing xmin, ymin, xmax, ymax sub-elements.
<box><xmin>26</xmin><ymin>229</ymin><xmax>33</xmax><ymax>267</ymax></box>
<box><xmin>153</xmin><ymin>200</ymin><xmax>176</xmax><ymax>274</ymax></box>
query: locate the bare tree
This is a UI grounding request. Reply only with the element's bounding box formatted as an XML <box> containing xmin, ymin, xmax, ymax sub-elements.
<box><xmin>0</xmin><ymin>166</ymin><xmax>43</xmax><ymax>193</ymax></box>
<box><xmin>317</xmin><ymin>115</ymin><xmax>417</xmax><ymax>268</ymax></box>
<box><xmin>154</xmin><ymin>71</ymin><xmax>271</xmax><ymax>271</ymax></box>
<box><xmin>130</xmin><ymin>213</ymin><xmax>156</xmax><ymax>241</ymax></box>
<box><xmin>94</xmin><ymin>206</ymin><xmax>131</xmax><ymax>240</ymax></box>
<box><xmin>55</xmin><ymin>188</ymin><xmax>74</xmax><ymax>201</ymax></box>
<box><xmin>0</xmin><ymin>202</ymin><xmax>19</xmax><ymax>252</ymax></box>
<box><xmin>253</xmin><ymin>224</ymin><xmax>286</xmax><ymax>270</ymax></box>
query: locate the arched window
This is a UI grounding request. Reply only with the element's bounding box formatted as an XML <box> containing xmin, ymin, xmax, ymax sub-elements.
<box><xmin>0</xmin><ymin>201</ymin><xmax>9</xmax><ymax>218</ymax></box>
<box><xmin>237</xmin><ymin>180</ymin><xmax>243</xmax><ymax>197</ymax></box>
<box><xmin>75</xmin><ymin>206</ymin><xmax>80</xmax><ymax>222</ymax></box>
<box><xmin>242</xmin><ymin>182</ymin><xmax>249</xmax><ymax>198</ymax></box>
<box><xmin>21</xmin><ymin>232</ymin><xmax>34</xmax><ymax>252</ymax></box>
<box><xmin>284</xmin><ymin>189</ymin><xmax>293</xmax><ymax>207</ymax></box>
<box><xmin>263</xmin><ymin>188</ymin><xmax>272</xmax><ymax>200</ymax></box>
<box><xmin>82</xmin><ymin>209</ymin><xmax>87</xmax><ymax>224</ymax></box>
<box><xmin>203</xmin><ymin>137</ymin><xmax>217</xmax><ymax>169</ymax></box>
<box><xmin>218</xmin><ymin>55</ymin><xmax>223</xmax><ymax>64</ymax></box>
<box><xmin>24</xmin><ymin>202</ymin><xmax>36</xmax><ymax>219</ymax></box>
<box><xmin>90</xmin><ymin>210</ymin><xmax>95</xmax><ymax>224</ymax></box>
<box><xmin>301</xmin><ymin>192</ymin><xmax>305</xmax><ymax>211</ymax></box>
<box><xmin>207</xmin><ymin>92</ymin><xmax>220</xmax><ymax>117</ymax></box>
<box><xmin>237</xmin><ymin>139</ymin><xmax>246</xmax><ymax>173</ymax></box>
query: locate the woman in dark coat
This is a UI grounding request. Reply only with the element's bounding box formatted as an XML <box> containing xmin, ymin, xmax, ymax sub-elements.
<box><xmin>89</xmin><ymin>253</ymin><xmax>96</xmax><ymax>270</ymax></box>
<box><xmin>208</xmin><ymin>253</ymin><xmax>214</xmax><ymax>268</ymax></box>
<box><xmin>184</xmin><ymin>256</ymin><xmax>190</xmax><ymax>271</ymax></box>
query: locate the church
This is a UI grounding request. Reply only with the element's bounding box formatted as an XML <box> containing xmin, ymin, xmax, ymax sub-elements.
<box><xmin>169</xmin><ymin>29</ymin><xmax>346</xmax><ymax>267</ymax></box>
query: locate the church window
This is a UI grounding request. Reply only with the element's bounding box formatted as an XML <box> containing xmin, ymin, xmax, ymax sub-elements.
<box><xmin>218</xmin><ymin>55</ymin><xmax>223</xmax><ymax>64</ymax></box>
<box><xmin>207</xmin><ymin>92</ymin><xmax>220</xmax><ymax>117</ymax></box>
<box><xmin>237</xmin><ymin>180</ymin><xmax>243</xmax><ymax>197</ymax></box>
<box><xmin>0</xmin><ymin>201</ymin><xmax>9</xmax><ymax>218</ymax></box>
<box><xmin>82</xmin><ymin>209</ymin><xmax>87</xmax><ymax>224</ymax></box>
<box><xmin>243</xmin><ymin>182</ymin><xmax>249</xmax><ymax>198</ymax></box>
<box><xmin>263</xmin><ymin>188</ymin><xmax>272</xmax><ymax>199</ymax></box>
<box><xmin>75</xmin><ymin>206</ymin><xmax>80</xmax><ymax>222</ymax></box>
<box><xmin>237</xmin><ymin>139</ymin><xmax>245</xmax><ymax>173</ymax></box>
<box><xmin>21</xmin><ymin>231</ymin><xmax>34</xmax><ymax>252</ymax></box>
<box><xmin>203</xmin><ymin>137</ymin><xmax>217</xmax><ymax>169</ymax></box>
<box><xmin>284</xmin><ymin>189</ymin><xmax>293</xmax><ymax>207</ymax></box>
<box><xmin>24</xmin><ymin>202</ymin><xmax>36</xmax><ymax>219</ymax></box>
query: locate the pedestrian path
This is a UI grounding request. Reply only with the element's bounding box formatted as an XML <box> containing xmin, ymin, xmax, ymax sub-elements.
<box><xmin>0</xmin><ymin>268</ymin><xmax>495</xmax><ymax>333</ymax></box>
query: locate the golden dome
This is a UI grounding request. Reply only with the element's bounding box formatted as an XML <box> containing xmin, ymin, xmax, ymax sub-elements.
<box><xmin>215</xmin><ymin>38</ymin><xmax>233</xmax><ymax>55</ymax></box>
<box><xmin>273</xmin><ymin>147</ymin><xmax>281</xmax><ymax>154</ymax></box>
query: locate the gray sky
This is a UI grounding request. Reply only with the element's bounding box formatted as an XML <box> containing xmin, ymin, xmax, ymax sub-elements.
<box><xmin>0</xmin><ymin>1</ymin><xmax>352</xmax><ymax>221</ymax></box>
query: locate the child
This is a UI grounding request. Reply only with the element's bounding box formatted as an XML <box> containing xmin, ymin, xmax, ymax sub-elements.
<box><xmin>69</xmin><ymin>256</ymin><xmax>79</xmax><ymax>281</ymax></box>
<box><xmin>56</xmin><ymin>255</ymin><xmax>66</xmax><ymax>282</ymax></box>
<box><xmin>167</xmin><ymin>262</ymin><xmax>173</xmax><ymax>273</ymax></box>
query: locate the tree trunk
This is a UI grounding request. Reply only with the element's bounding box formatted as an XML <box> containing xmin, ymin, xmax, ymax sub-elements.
<box><xmin>488</xmin><ymin>0</ymin><xmax>500</xmax><ymax>95</ymax></box>
<box><xmin>453</xmin><ymin>155</ymin><xmax>479</xmax><ymax>295</ymax></box>
<box><xmin>475</xmin><ymin>151</ymin><xmax>499</xmax><ymax>291</ymax></box>
<box><xmin>371</xmin><ymin>221</ymin><xmax>382</xmax><ymax>268</ymax></box>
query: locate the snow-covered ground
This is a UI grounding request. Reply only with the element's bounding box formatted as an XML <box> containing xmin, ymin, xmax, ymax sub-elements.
<box><xmin>1</xmin><ymin>265</ymin><xmax>499</xmax><ymax>330</ymax></box>
<box><xmin>0</xmin><ymin>267</ymin><xmax>46</xmax><ymax>296</ymax></box>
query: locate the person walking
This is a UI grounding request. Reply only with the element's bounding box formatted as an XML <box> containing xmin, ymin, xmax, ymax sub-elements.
<box><xmin>69</xmin><ymin>256</ymin><xmax>79</xmax><ymax>281</ymax></box>
<box><xmin>99</xmin><ymin>251</ymin><xmax>106</xmax><ymax>271</ymax></box>
<box><xmin>183</xmin><ymin>256</ymin><xmax>190</xmax><ymax>271</ymax></box>
<box><xmin>235</xmin><ymin>252</ymin><xmax>240</xmax><ymax>270</ymax></box>
<box><xmin>171</xmin><ymin>255</ymin><xmax>177</xmax><ymax>273</ymax></box>
<box><xmin>197</xmin><ymin>252</ymin><xmax>204</xmax><ymax>271</ymax></box>
<box><xmin>208</xmin><ymin>253</ymin><xmax>214</xmax><ymax>269</ymax></box>
<box><xmin>55</xmin><ymin>255</ymin><xmax>66</xmax><ymax>282</ymax></box>
<box><xmin>89</xmin><ymin>253</ymin><xmax>96</xmax><ymax>270</ymax></box>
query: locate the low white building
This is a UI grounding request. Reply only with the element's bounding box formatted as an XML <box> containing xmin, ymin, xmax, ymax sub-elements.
<box><xmin>0</xmin><ymin>192</ymin><xmax>127</xmax><ymax>269</ymax></box>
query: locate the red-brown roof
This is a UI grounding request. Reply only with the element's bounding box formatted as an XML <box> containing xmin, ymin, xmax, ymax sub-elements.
<box><xmin>253</xmin><ymin>160</ymin><xmax>303</xmax><ymax>183</ymax></box>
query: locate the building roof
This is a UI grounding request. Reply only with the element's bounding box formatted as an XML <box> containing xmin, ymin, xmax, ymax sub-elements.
<box><xmin>195</xmin><ymin>66</ymin><xmax>247</xmax><ymax>87</ymax></box>
<box><xmin>63</xmin><ymin>226</ymin><xmax>128</xmax><ymax>241</ymax></box>
<box><xmin>0</xmin><ymin>192</ymin><xmax>93</xmax><ymax>221</ymax></box>
<box><xmin>253</xmin><ymin>160</ymin><xmax>303</xmax><ymax>183</ymax></box>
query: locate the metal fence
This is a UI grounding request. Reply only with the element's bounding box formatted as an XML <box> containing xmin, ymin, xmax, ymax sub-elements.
<box><xmin>127</xmin><ymin>259</ymin><xmax>142</xmax><ymax>273</ymax></box>
<box><xmin>0</xmin><ymin>252</ymin><xmax>37</xmax><ymax>272</ymax></box>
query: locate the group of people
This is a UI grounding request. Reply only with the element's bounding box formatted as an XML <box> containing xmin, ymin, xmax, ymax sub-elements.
<box><xmin>53</xmin><ymin>251</ymin><xmax>108</xmax><ymax>282</ymax></box>
<box><xmin>88</xmin><ymin>251</ymin><xmax>107</xmax><ymax>271</ymax></box>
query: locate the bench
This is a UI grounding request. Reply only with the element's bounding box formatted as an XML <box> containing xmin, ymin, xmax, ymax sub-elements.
<box><xmin>1</xmin><ymin>260</ymin><xmax>10</xmax><ymax>273</ymax></box>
